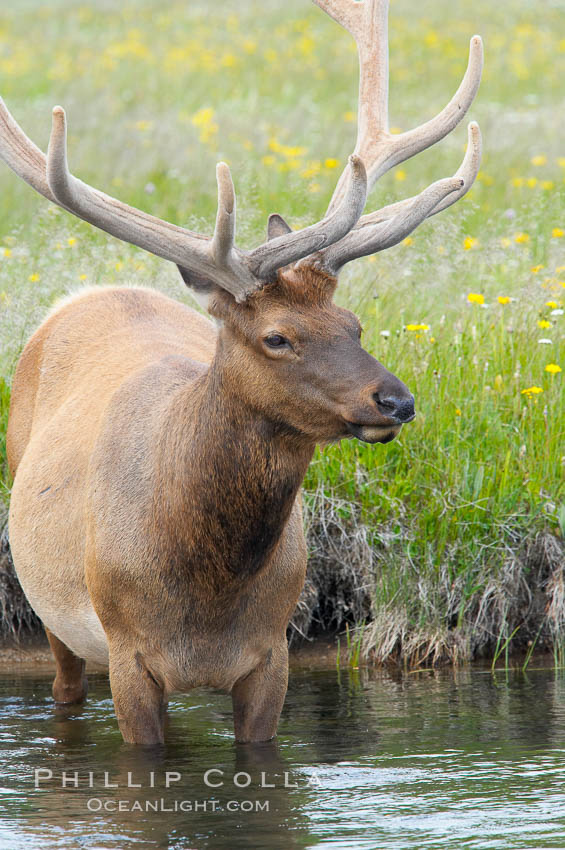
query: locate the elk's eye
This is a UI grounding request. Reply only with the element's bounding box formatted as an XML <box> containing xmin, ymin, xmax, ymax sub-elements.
<box><xmin>265</xmin><ymin>334</ymin><xmax>288</xmax><ymax>348</ymax></box>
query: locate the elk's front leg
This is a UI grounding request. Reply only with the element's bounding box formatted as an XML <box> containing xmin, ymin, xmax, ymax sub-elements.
<box><xmin>108</xmin><ymin>646</ymin><xmax>166</xmax><ymax>745</ymax></box>
<box><xmin>231</xmin><ymin>640</ymin><xmax>289</xmax><ymax>743</ymax></box>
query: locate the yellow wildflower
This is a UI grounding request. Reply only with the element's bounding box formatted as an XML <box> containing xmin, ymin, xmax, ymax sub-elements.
<box><xmin>79</xmin><ymin>274</ymin><xmax>87</xmax><ymax>281</ymax></box>
<box><xmin>191</xmin><ymin>107</ymin><xmax>214</xmax><ymax>128</ymax></box>
<box><xmin>261</xmin><ymin>155</ymin><xmax>275</xmax><ymax>166</ymax></box>
<box><xmin>3</xmin><ymin>248</ymin><xmax>12</xmax><ymax>258</ymax></box>
<box><xmin>541</xmin><ymin>181</ymin><xmax>554</xmax><ymax>191</ymax></box>
<box><xmin>405</xmin><ymin>323</ymin><xmax>430</xmax><ymax>331</ymax></box>
<box><xmin>324</xmin><ymin>158</ymin><xmax>339</xmax><ymax>169</ymax></box>
<box><xmin>403</xmin><ymin>237</ymin><xmax>413</xmax><ymax>246</ymax></box>
<box><xmin>497</xmin><ymin>296</ymin><xmax>510</xmax><ymax>304</ymax></box>
<box><xmin>28</xmin><ymin>273</ymin><xmax>40</xmax><ymax>282</ymax></box>
<box><xmin>526</xmin><ymin>177</ymin><xmax>538</xmax><ymax>188</ymax></box>
<box><xmin>282</xmin><ymin>145</ymin><xmax>306</xmax><ymax>158</ymax></box>
<box><xmin>552</xmin><ymin>228</ymin><xmax>564</xmax><ymax>238</ymax></box>
<box><xmin>191</xmin><ymin>107</ymin><xmax>218</xmax><ymax>143</ymax></box>
<box><xmin>531</xmin><ymin>154</ymin><xmax>547</xmax><ymax>166</ymax></box>
<box><xmin>514</xmin><ymin>232</ymin><xmax>529</xmax><ymax>244</ymax></box>
<box><xmin>68</xmin><ymin>237</ymin><xmax>76</xmax><ymax>246</ymax></box>
<box><xmin>531</xmin><ymin>264</ymin><xmax>544</xmax><ymax>273</ymax></box>
<box><xmin>545</xmin><ymin>363</ymin><xmax>562</xmax><ymax>374</ymax></box>
<box><xmin>521</xmin><ymin>386</ymin><xmax>543</xmax><ymax>395</ymax></box>
<box><xmin>343</xmin><ymin>111</ymin><xmax>355</xmax><ymax>122</ymax></box>
<box><xmin>545</xmin><ymin>301</ymin><xmax>559</xmax><ymax>309</ymax></box>
<box><xmin>467</xmin><ymin>293</ymin><xmax>485</xmax><ymax>305</ymax></box>
<box><xmin>512</xmin><ymin>177</ymin><xmax>524</xmax><ymax>188</ymax></box>
<box><xmin>537</xmin><ymin>319</ymin><xmax>552</xmax><ymax>329</ymax></box>
<box><xmin>395</xmin><ymin>169</ymin><xmax>407</xmax><ymax>181</ymax></box>
<box><xmin>463</xmin><ymin>236</ymin><xmax>478</xmax><ymax>250</ymax></box>
<box><xmin>455</xmin><ymin>408</ymin><xmax>462</xmax><ymax>416</ymax></box>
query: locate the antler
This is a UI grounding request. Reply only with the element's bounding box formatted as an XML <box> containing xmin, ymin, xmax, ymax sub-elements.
<box><xmin>308</xmin><ymin>0</ymin><xmax>483</xmax><ymax>272</ymax></box>
<box><xmin>0</xmin><ymin>0</ymin><xmax>481</xmax><ymax>291</ymax></box>
<box><xmin>0</xmin><ymin>99</ymin><xmax>367</xmax><ymax>301</ymax></box>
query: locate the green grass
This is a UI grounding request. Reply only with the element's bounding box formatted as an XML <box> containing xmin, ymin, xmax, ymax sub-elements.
<box><xmin>0</xmin><ymin>0</ymin><xmax>563</xmax><ymax>662</ymax></box>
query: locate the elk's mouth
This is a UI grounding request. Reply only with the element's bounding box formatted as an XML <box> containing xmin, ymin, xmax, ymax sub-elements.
<box><xmin>344</xmin><ymin>421</ymin><xmax>402</xmax><ymax>444</ymax></box>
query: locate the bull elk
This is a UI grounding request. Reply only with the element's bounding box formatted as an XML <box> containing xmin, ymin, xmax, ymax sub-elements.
<box><xmin>1</xmin><ymin>0</ymin><xmax>482</xmax><ymax>744</ymax></box>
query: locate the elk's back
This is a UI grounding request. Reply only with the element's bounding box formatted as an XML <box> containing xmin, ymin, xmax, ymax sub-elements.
<box><xmin>7</xmin><ymin>286</ymin><xmax>216</xmax><ymax>475</ymax></box>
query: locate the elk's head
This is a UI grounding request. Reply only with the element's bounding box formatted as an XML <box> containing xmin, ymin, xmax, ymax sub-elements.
<box><xmin>187</xmin><ymin>236</ymin><xmax>415</xmax><ymax>445</ymax></box>
<box><xmin>0</xmin><ymin>1</ymin><xmax>482</xmax><ymax>445</ymax></box>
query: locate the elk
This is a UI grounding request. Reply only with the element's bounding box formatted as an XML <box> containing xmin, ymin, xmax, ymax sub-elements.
<box><xmin>1</xmin><ymin>0</ymin><xmax>482</xmax><ymax>744</ymax></box>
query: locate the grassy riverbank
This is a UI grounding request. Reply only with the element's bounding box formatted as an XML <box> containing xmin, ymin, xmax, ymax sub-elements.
<box><xmin>0</xmin><ymin>0</ymin><xmax>563</xmax><ymax>664</ymax></box>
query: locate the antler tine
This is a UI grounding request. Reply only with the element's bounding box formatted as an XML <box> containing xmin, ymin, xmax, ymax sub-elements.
<box><xmin>46</xmin><ymin>106</ymin><xmax>206</xmax><ymax>259</ymax></box>
<box><xmin>0</xmin><ymin>96</ymin><xmax>57</xmax><ymax>203</ymax></box>
<box><xmin>349</xmin><ymin>121</ymin><xmax>482</xmax><ymax>231</ymax></box>
<box><xmin>428</xmin><ymin>120</ymin><xmax>482</xmax><ymax>218</ymax></box>
<box><xmin>318</xmin><ymin>122</ymin><xmax>481</xmax><ymax>272</ymax></box>
<box><xmin>211</xmin><ymin>162</ymin><xmax>236</xmax><ymax>266</ymax></box>
<box><xmin>320</xmin><ymin>176</ymin><xmax>463</xmax><ymax>273</ymax></box>
<box><xmin>389</xmin><ymin>37</ymin><xmax>483</xmax><ymax>184</ymax></box>
<box><xmin>247</xmin><ymin>154</ymin><xmax>367</xmax><ymax>280</ymax></box>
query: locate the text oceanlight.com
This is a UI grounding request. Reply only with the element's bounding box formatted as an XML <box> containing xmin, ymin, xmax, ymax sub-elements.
<box><xmin>86</xmin><ymin>798</ymin><xmax>269</xmax><ymax>813</ymax></box>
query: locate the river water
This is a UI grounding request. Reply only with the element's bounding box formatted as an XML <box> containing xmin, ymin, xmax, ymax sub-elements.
<box><xmin>0</xmin><ymin>664</ymin><xmax>564</xmax><ymax>849</ymax></box>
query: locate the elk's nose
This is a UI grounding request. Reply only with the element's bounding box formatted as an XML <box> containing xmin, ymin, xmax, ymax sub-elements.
<box><xmin>373</xmin><ymin>392</ymin><xmax>416</xmax><ymax>423</ymax></box>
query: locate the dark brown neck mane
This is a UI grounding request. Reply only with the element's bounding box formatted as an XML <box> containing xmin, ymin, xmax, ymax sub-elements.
<box><xmin>157</xmin><ymin>339</ymin><xmax>314</xmax><ymax>588</ymax></box>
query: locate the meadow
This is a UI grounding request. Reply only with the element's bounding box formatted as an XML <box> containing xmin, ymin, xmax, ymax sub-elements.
<box><xmin>0</xmin><ymin>0</ymin><xmax>563</xmax><ymax>665</ymax></box>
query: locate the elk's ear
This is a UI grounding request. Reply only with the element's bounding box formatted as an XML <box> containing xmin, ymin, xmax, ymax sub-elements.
<box><xmin>267</xmin><ymin>213</ymin><xmax>292</xmax><ymax>240</ymax></box>
<box><xmin>177</xmin><ymin>265</ymin><xmax>225</xmax><ymax>313</ymax></box>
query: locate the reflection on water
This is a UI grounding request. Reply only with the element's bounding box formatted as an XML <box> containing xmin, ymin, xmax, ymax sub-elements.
<box><xmin>0</xmin><ymin>665</ymin><xmax>564</xmax><ymax>849</ymax></box>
